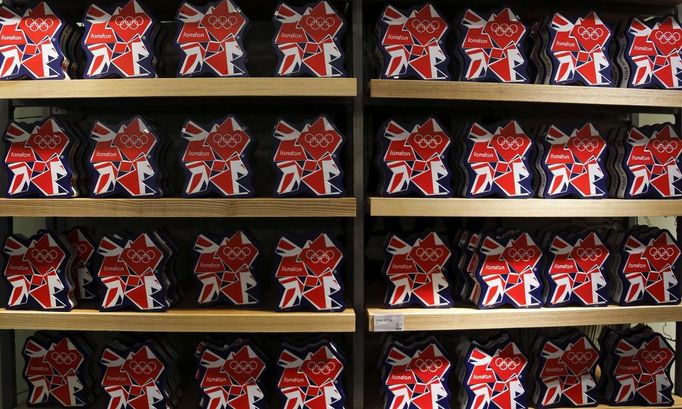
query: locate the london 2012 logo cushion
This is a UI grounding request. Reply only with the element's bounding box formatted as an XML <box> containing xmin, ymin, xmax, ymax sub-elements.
<box><xmin>82</xmin><ymin>0</ymin><xmax>157</xmax><ymax>78</ymax></box>
<box><xmin>376</xmin><ymin>3</ymin><xmax>450</xmax><ymax>80</ymax></box>
<box><xmin>273</xmin><ymin>1</ymin><xmax>346</xmax><ymax>77</ymax></box>
<box><xmin>176</xmin><ymin>0</ymin><xmax>249</xmax><ymax>77</ymax></box>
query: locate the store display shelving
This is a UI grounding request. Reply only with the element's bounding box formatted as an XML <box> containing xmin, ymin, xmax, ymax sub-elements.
<box><xmin>0</xmin><ymin>198</ymin><xmax>357</xmax><ymax>218</ymax></box>
<box><xmin>2</xmin><ymin>0</ymin><xmax>682</xmax><ymax>407</ymax></box>
<box><xmin>370</xmin><ymin>79</ymin><xmax>682</xmax><ymax>108</ymax></box>
<box><xmin>0</xmin><ymin>308</ymin><xmax>356</xmax><ymax>333</ymax></box>
<box><xmin>0</xmin><ymin>77</ymin><xmax>358</xmax><ymax>99</ymax></box>
<box><xmin>367</xmin><ymin>305</ymin><xmax>682</xmax><ymax>331</ymax></box>
<box><xmin>370</xmin><ymin>197</ymin><xmax>682</xmax><ymax>218</ymax></box>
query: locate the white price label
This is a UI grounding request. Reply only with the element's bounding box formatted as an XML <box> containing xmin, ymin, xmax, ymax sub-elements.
<box><xmin>373</xmin><ymin>314</ymin><xmax>404</xmax><ymax>332</ymax></box>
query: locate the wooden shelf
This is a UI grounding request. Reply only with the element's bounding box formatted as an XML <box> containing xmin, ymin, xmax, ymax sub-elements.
<box><xmin>0</xmin><ymin>197</ymin><xmax>356</xmax><ymax>217</ymax></box>
<box><xmin>370</xmin><ymin>80</ymin><xmax>682</xmax><ymax>108</ymax></box>
<box><xmin>370</xmin><ymin>197</ymin><xmax>682</xmax><ymax>218</ymax></box>
<box><xmin>0</xmin><ymin>77</ymin><xmax>357</xmax><ymax>99</ymax></box>
<box><xmin>367</xmin><ymin>305</ymin><xmax>682</xmax><ymax>332</ymax></box>
<box><xmin>0</xmin><ymin>307</ymin><xmax>356</xmax><ymax>333</ymax></box>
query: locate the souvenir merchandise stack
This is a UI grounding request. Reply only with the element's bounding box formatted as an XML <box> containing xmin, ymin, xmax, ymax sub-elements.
<box><xmin>22</xmin><ymin>331</ymin><xmax>96</xmax><ymax>407</ymax></box>
<box><xmin>100</xmin><ymin>336</ymin><xmax>181</xmax><ymax>409</ymax></box>
<box><xmin>94</xmin><ymin>230</ymin><xmax>180</xmax><ymax>311</ymax></box>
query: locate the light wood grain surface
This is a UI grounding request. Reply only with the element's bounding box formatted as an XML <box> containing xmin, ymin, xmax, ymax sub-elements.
<box><xmin>0</xmin><ymin>198</ymin><xmax>356</xmax><ymax>217</ymax></box>
<box><xmin>0</xmin><ymin>307</ymin><xmax>356</xmax><ymax>333</ymax></box>
<box><xmin>367</xmin><ymin>305</ymin><xmax>682</xmax><ymax>331</ymax></box>
<box><xmin>0</xmin><ymin>77</ymin><xmax>357</xmax><ymax>98</ymax></box>
<box><xmin>370</xmin><ymin>197</ymin><xmax>682</xmax><ymax>217</ymax></box>
<box><xmin>370</xmin><ymin>79</ymin><xmax>682</xmax><ymax>108</ymax></box>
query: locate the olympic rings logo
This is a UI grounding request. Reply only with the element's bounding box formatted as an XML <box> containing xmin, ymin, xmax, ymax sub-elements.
<box><xmin>490</xmin><ymin>23</ymin><xmax>518</xmax><ymax>37</ymax></box>
<box><xmin>30</xmin><ymin>249</ymin><xmax>58</xmax><ymax>263</ymax></box>
<box><xmin>75</xmin><ymin>243</ymin><xmax>89</xmax><ymax>257</ymax></box>
<box><xmin>414</xmin><ymin>247</ymin><xmax>444</xmax><ymax>262</ymax></box>
<box><xmin>647</xmin><ymin>247</ymin><xmax>675</xmax><ymax>261</ymax></box>
<box><xmin>494</xmin><ymin>357</ymin><xmax>521</xmax><ymax>370</ymax></box>
<box><xmin>577</xmin><ymin>26</ymin><xmax>604</xmax><ymax>40</ymax></box>
<box><xmin>125</xmin><ymin>249</ymin><xmax>156</xmax><ymax>264</ymax></box>
<box><xmin>49</xmin><ymin>351</ymin><xmax>77</xmax><ymax>365</ymax></box>
<box><xmin>128</xmin><ymin>361</ymin><xmax>157</xmax><ymax>375</ymax></box>
<box><xmin>221</xmin><ymin>246</ymin><xmax>251</xmax><ymax>261</ymax></box>
<box><xmin>414</xmin><ymin>358</ymin><xmax>444</xmax><ymax>372</ymax></box>
<box><xmin>32</xmin><ymin>134</ymin><xmax>62</xmax><ymax>150</ymax></box>
<box><xmin>641</xmin><ymin>351</ymin><xmax>667</xmax><ymax>364</ymax></box>
<box><xmin>410</xmin><ymin>19</ymin><xmax>440</xmax><ymax>34</ymax></box>
<box><xmin>305</xmin><ymin>16</ymin><xmax>335</xmax><ymax>31</ymax></box>
<box><xmin>655</xmin><ymin>31</ymin><xmax>681</xmax><ymax>45</ymax></box>
<box><xmin>114</xmin><ymin>16</ymin><xmax>144</xmax><ymax>31</ymax></box>
<box><xmin>119</xmin><ymin>134</ymin><xmax>149</xmax><ymax>149</ymax></box>
<box><xmin>228</xmin><ymin>360</ymin><xmax>258</xmax><ymax>374</ymax></box>
<box><xmin>207</xmin><ymin>15</ymin><xmax>238</xmax><ymax>29</ymax></box>
<box><xmin>507</xmin><ymin>248</ymin><xmax>536</xmax><ymax>262</ymax></box>
<box><xmin>497</xmin><ymin>136</ymin><xmax>524</xmax><ymax>150</ymax></box>
<box><xmin>414</xmin><ymin>134</ymin><xmax>443</xmax><ymax>149</ymax></box>
<box><xmin>651</xmin><ymin>140</ymin><xmax>679</xmax><ymax>154</ymax></box>
<box><xmin>576</xmin><ymin>248</ymin><xmax>603</xmax><ymax>261</ymax></box>
<box><xmin>211</xmin><ymin>133</ymin><xmax>242</xmax><ymax>149</ymax></box>
<box><xmin>303</xmin><ymin>133</ymin><xmax>334</xmax><ymax>148</ymax></box>
<box><xmin>25</xmin><ymin>18</ymin><xmax>54</xmax><ymax>32</ymax></box>
<box><xmin>565</xmin><ymin>351</ymin><xmax>593</xmax><ymax>365</ymax></box>
<box><xmin>305</xmin><ymin>249</ymin><xmax>334</xmax><ymax>263</ymax></box>
<box><xmin>570</xmin><ymin>138</ymin><xmax>600</xmax><ymax>152</ymax></box>
<box><xmin>306</xmin><ymin>361</ymin><xmax>336</xmax><ymax>375</ymax></box>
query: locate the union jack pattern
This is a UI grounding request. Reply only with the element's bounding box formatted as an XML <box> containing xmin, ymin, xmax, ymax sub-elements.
<box><xmin>600</xmin><ymin>327</ymin><xmax>675</xmax><ymax>406</ymax></box>
<box><xmin>3</xmin><ymin>117</ymin><xmax>77</xmax><ymax>198</ymax></box>
<box><xmin>2</xmin><ymin>230</ymin><xmax>74</xmax><ymax>310</ymax></box>
<box><xmin>195</xmin><ymin>338</ymin><xmax>267</xmax><ymax>409</ymax></box>
<box><xmin>0</xmin><ymin>2</ymin><xmax>66</xmax><ymax>79</ymax></box>
<box><xmin>376</xmin><ymin>4</ymin><xmax>450</xmax><ymax>80</ymax></box>
<box><xmin>622</xmin><ymin>16</ymin><xmax>682</xmax><ymax>89</ymax></box>
<box><xmin>100</xmin><ymin>340</ymin><xmax>176</xmax><ymax>409</ymax></box>
<box><xmin>193</xmin><ymin>231</ymin><xmax>261</xmax><ymax>306</ymax></box>
<box><xmin>544</xmin><ymin>12</ymin><xmax>614</xmax><ymax>86</ymax></box>
<box><xmin>22</xmin><ymin>333</ymin><xmax>93</xmax><ymax>407</ymax></box>
<box><xmin>88</xmin><ymin>116</ymin><xmax>162</xmax><ymax>198</ymax></box>
<box><xmin>377</xmin><ymin>118</ymin><xmax>452</xmax><ymax>197</ymax></box>
<box><xmin>176</xmin><ymin>0</ymin><xmax>249</xmax><ymax>77</ymax></box>
<box><xmin>274</xmin><ymin>232</ymin><xmax>344</xmax><ymax>311</ymax></box>
<box><xmin>463</xmin><ymin>120</ymin><xmax>534</xmax><ymax>198</ymax></box>
<box><xmin>621</xmin><ymin>123</ymin><xmax>682</xmax><ymax>198</ymax></box>
<box><xmin>181</xmin><ymin>116</ymin><xmax>253</xmax><ymax>197</ymax></box>
<box><xmin>475</xmin><ymin>232</ymin><xmax>543</xmax><ymax>308</ymax></box>
<box><xmin>276</xmin><ymin>340</ymin><xmax>345</xmax><ymax>409</ymax></box>
<box><xmin>539</xmin><ymin>124</ymin><xmax>608</xmax><ymax>198</ymax></box>
<box><xmin>381</xmin><ymin>338</ymin><xmax>451</xmax><ymax>409</ymax></box>
<box><xmin>95</xmin><ymin>232</ymin><xmax>170</xmax><ymax>311</ymax></box>
<box><xmin>382</xmin><ymin>231</ymin><xmax>453</xmax><ymax>308</ymax></box>
<box><xmin>457</xmin><ymin>8</ymin><xmax>529</xmax><ymax>83</ymax></box>
<box><xmin>544</xmin><ymin>232</ymin><xmax>609</xmax><ymax>306</ymax></box>
<box><xmin>460</xmin><ymin>335</ymin><xmax>528</xmax><ymax>409</ymax></box>
<box><xmin>82</xmin><ymin>0</ymin><xmax>156</xmax><ymax>78</ymax></box>
<box><xmin>616</xmin><ymin>229</ymin><xmax>680</xmax><ymax>305</ymax></box>
<box><xmin>273</xmin><ymin>1</ymin><xmax>346</xmax><ymax>77</ymax></box>
<box><xmin>65</xmin><ymin>228</ymin><xmax>97</xmax><ymax>301</ymax></box>
<box><xmin>533</xmin><ymin>332</ymin><xmax>599</xmax><ymax>409</ymax></box>
<box><xmin>273</xmin><ymin>116</ymin><xmax>344</xmax><ymax>197</ymax></box>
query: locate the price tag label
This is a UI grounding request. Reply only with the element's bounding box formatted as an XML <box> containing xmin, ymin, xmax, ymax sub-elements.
<box><xmin>373</xmin><ymin>314</ymin><xmax>404</xmax><ymax>332</ymax></box>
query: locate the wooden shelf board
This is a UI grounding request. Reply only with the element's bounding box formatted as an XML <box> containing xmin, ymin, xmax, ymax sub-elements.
<box><xmin>370</xmin><ymin>197</ymin><xmax>682</xmax><ymax>218</ymax></box>
<box><xmin>367</xmin><ymin>305</ymin><xmax>682</xmax><ymax>332</ymax></box>
<box><xmin>0</xmin><ymin>77</ymin><xmax>357</xmax><ymax>99</ymax></box>
<box><xmin>0</xmin><ymin>197</ymin><xmax>356</xmax><ymax>217</ymax></box>
<box><xmin>0</xmin><ymin>307</ymin><xmax>356</xmax><ymax>333</ymax></box>
<box><xmin>370</xmin><ymin>79</ymin><xmax>682</xmax><ymax>108</ymax></box>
